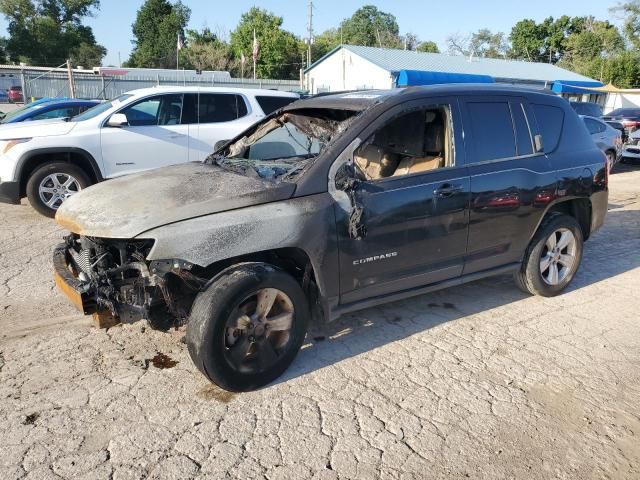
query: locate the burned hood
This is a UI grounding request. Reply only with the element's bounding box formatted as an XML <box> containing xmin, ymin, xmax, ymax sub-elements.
<box><xmin>55</xmin><ymin>162</ymin><xmax>296</xmax><ymax>238</ymax></box>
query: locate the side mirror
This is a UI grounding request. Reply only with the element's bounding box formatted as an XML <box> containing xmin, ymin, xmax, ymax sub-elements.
<box><xmin>335</xmin><ymin>162</ymin><xmax>357</xmax><ymax>191</ymax></box>
<box><xmin>107</xmin><ymin>113</ymin><xmax>128</xmax><ymax>127</ymax></box>
<box><xmin>534</xmin><ymin>134</ymin><xmax>544</xmax><ymax>153</ymax></box>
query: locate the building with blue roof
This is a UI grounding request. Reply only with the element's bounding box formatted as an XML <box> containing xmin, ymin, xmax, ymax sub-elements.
<box><xmin>304</xmin><ymin>45</ymin><xmax>604</xmax><ymax>103</ymax></box>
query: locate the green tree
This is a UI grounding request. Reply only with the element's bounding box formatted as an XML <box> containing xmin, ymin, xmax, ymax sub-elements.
<box><xmin>416</xmin><ymin>40</ymin><xmax>439</xmax><ymax>53</ymax></box>
<box><xmin>509</xmin><ymin>19</ymin><xmax>547</xmax><ymax>61</ymax></box>
<box><xmin>603</xmin><ymin>51</ymin><xmax>640</xmax><ymax>88</ymax></box>
<box><xmin>447</xmin><ymin>29</ymin><xmax>507</xmax><ymax>58</ymax></box>
<box><xmin>311</xmin><ymin>28</ymin><xmax>340</xmax><ymax>63</ymax></box>
<box><xmin>561</xmin><ymin>18</ymin><xmax>626</xmax><ymax>81</ymax></box>
<box><xmin>230</xmin><ymin>7</ymin><xmax>302</xmax><ymax>79</ymax></box>
<box><xmin>339</xmin><ymin>5</ymin><xmax>401</xmax><ymax>48</ymax></box>
<box><xmin>180</xmin><ymin>27</ymin><xmax>235</xmax><ymax>72</ymax></box>
<box><xmin>126</xmin><ymin>0</ymin><xmax>191</xmax><ymax>68</ymax></box>
<box><xmin>470</xmin><ymin>29</ymin><xmax>508</xmax><ymax>58</ymax></box>
<box><xmin>0</xmin><ymin>0</ymin><xmax>105</xmax><ymax>66</ymax></box>
<box><xmin>611</xmin><ymin>1</ymin><xmax>640</xmax><ymax>49</ymax></box>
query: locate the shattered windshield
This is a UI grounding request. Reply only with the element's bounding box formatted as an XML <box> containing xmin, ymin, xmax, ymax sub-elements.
<box><xmin>211</xmin><ymin>109</ymin><xmax>357</xmax><ymax>181</ymax></box>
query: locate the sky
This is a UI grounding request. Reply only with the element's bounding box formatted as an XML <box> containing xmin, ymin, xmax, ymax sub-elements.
<box><xmin>0</xmin><ymin>0</ymin><xmax>621</xmax><ymax>67</ymax></box>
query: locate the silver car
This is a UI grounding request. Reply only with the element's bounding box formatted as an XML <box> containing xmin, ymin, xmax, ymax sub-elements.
<box><xmin>621</xmin><ymin>129</ymin><xmax>640</xmax><ymax>162</ymax></box>
<box><xmin>581</xmin><ymin>115</ymin><xmax>622</xmax><ymax>166</ymax></box>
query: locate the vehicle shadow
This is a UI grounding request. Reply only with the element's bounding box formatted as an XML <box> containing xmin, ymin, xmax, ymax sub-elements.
<box><xmin>276</xmin><ymin>208</ymin><xmax>640</xmax><ymax>386</ymax></box>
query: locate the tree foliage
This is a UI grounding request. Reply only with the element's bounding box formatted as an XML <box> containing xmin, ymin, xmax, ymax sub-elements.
<box><xmin>126</xmin><ymin>0</ymin><xmax>191</xmax><ymax>68</ymax></box>
<box><xmin>230</xmin><ymin>7</ymin><xmax>301</xmax><ymax>79</ymax></box>
<box><xmin>0</xmin><ymin>0</ymin><xmax>105</xmax><ymax>66</ymax></box>
<box><xmin>416</xmin><ymin>41</ymin><xmax>439</xmax><ymax>53</ymax></box>
<box><xmin>339</xmin><ymin>5</ymin><xmax>401</xmax><ymax>48</ymax></box>
<box><xmin>447</xmin><ymin>29</ymin><xmax>507</xmax><ymax>58</ymax></box>
<box><xmin>612</xmin><ymin>1</ymin><xmax>640</xmax><ymax>49</ymax></box>
<box><xmin>179</xmin><ymin>27</ymin><xmax>236</xmax><ymax>72</ymax></box>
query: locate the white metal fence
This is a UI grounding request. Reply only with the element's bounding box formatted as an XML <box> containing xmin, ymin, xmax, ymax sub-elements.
<box><xmin>21</xmin><ymin>71</ymin><xmax>300</xmax><ymax>101</ymax></box>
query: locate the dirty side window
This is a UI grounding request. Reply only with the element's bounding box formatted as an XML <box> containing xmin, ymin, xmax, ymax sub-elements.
<box><xmin>466</xmin><ymin>102</ymin><xmax>517</xmax><ymax>162</ymax></box>
<box><xmin>199</xmin><ymin>94</ymin><xmax>248</xmax><ymax>123</ymax></box>
<box><xmin>121</xmin><ymin>94</ymin><xmax>184</xmax><ymax>126</ymax></box>
<box><xmin>213</xmin><ymin>108</ymin><xmax>358</xmax><ymax>180</ymax></box>
<box><xmin>255</xmin><ymin>96</ymin><xmax>297</xmax><ymax>115</ymax></box>
<box><xmin>512</xmin><ymin>103</ymin><xmax>534</xmax><ymax>156</ymax></box>
<box><xmin>354</xmin><ymin>105</ymin><xmax>454</xmax><ymax>181</ymax></box>
<box><xmin>533</xmin><ymin>104</ymin><xmax>564</xmax><ymax>153</ymax></box>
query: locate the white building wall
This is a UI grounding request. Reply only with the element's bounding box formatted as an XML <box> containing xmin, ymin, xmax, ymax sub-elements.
<box><xmin>604</xmin><ymin>92</ymin><xmax>640</xmax><ymax>113</ymax></box>
<box><xmin>306</xmin><ymin>48</ymin><xmax>394</xmax><ymax>94</ymax></box>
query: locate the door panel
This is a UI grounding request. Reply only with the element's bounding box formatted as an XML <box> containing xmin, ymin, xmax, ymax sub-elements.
<box><xmin>334</xmin><ymin>97</ymin><xmax>470</xmax><ymax>304</ymax></box>
<box><xmin>338</xmin><ymin>168</ymin><xmax>470</xmax><ymax>304</ymax></box>
<box><xmin>461</xmin><ymin>96</ymin><xmax>557</xmax><ymax>274</ymax></box>
<box><xmin>100</xmin><ymin>94</ymin><xmax>191</xmax><ymax>178</ymax></box>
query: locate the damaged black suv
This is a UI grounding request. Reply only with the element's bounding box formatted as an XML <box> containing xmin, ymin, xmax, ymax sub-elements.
<box><xmin>54</xmin><ymin>85</ymin><xmax>608</xmax><ymax>391</ymax></box>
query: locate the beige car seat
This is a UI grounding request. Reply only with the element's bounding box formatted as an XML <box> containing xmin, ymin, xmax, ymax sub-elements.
<box><xmin>354</xmin><ymin>145</ymin><xmax>400</xmax><ymax>180</ymax></box>
<box><xmin>393</xmin><ymin>113</ymin><xmax>447</xmax><ymax>176</ymax></box>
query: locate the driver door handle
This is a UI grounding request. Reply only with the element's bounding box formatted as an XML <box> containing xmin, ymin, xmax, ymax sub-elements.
<box><xmin>434</xmin><ymin>183</ymin><xmax>464</xmax><ymax>198</ymax></box>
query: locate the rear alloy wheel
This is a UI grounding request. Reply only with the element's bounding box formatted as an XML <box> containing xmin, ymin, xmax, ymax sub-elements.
<box><xmin>187</xmin><ymin>263</ymin><xmax>309</xmax><ymax>391</ymax></box>
<box><xmin>514</xmin><ymin>213</ymin><xmax>584</xmax><ymax>297</ymax></box>
<box><xmin>26</xmin><ymin>162</ymin><xmax>91</xmax><ymax>218</ymax></box>
<box><xmin>539</xmin><ymin>228</ymin><xmax>578</xmax><ymax>286</ymax></box>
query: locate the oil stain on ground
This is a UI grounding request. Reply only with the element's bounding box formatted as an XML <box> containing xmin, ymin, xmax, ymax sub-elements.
<box><xmin>197</xmin><ymin>385</ymin><xmax>236</xmax><ymax>404</ymax></box>
<box><xmin>150</xmin><ymin>352</ymin><xmax>178</xmax><ymax>369</ymax></box>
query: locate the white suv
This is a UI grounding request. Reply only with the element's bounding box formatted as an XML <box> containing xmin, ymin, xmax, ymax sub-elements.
<box><xmin>0</xmin><ymin>86</ymin><xmax>299</xmax><ymax>216</ymax></box>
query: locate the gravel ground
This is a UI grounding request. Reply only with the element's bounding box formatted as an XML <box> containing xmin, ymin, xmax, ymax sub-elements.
<box><xmin>1</xmin><ymin>164</ymin><xmax>639</xmax><ymax>479</ymax></box>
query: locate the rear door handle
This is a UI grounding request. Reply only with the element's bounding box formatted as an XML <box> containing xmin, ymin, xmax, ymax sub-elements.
<box><xmin>434</xmin><ymin>183</ymin><xmax>464</xmax><ymax>198</ymax></box>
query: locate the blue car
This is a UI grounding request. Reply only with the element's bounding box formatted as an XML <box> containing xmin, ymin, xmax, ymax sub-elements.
<box><xmin>0</xmin><ymin>98</ymin><xmax>101</xmax><ymax>124</ymax></box>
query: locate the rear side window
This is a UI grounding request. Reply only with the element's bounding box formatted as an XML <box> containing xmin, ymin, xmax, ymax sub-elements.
<box><xmin>533</xmin><ymin>104</ymin><xmax>564</xmax><ymax>152</ymax></box>
<box><xmin>466</xmin><ymin>102</ymin><xmax>516</xmax><ymax>161</ymax></box>
<box><xmin>199</xmin><ymin>94</ymin><xmax>248</xmax><ymax>123</ymax></box>
<box><xmin>583</xmin><ymin>117</ymin><xmax>605</xmax><ymax>134</ymax></box>
<box><xmin>511</xmin><ymin>103</ymin><xmax>534</xmax><ymax>156</ymax></box>
<box><xmin>255</xmin><ymin>95</ymin><xmax>296</xmax><ymax>115</ymax></box>
<box><xmin>571</xmin><ymin>102</ymin><xmax>602</xmax><ymax>117</ymax></box>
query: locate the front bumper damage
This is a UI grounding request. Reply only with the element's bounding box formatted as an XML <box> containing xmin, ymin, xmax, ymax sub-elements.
<box><xmin>53</xmin><ymin>234</ymin><xmax>202</xmax><ymax>327</ymax></box>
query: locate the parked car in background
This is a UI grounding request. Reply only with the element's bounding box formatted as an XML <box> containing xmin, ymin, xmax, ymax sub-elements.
<box><xmin>581</xmin><ymin>115</ymin><xmax>622</xmax><ymax>167</ymax></box>
<box><xmin>570</xmin><ymin>101</ymin><xmax>602</xmax><ymax>117</ymax></box>
<box><xmin>0</xmin><ymin>86</ymin><xmax>299</xmax><ymax>217</ymax></box>
<box><xmin>0</xmin><ymin>89</ymin><xmax>9</xmax><ymax>103</ymax></box>
<box><xmin>53</xmin><ymin>85</ymin><xmax>609</xmax><ymax>391</ymax></box>
<box><xmin>621</xmin><ymin>129</ymin><xmax>640</xmax><ymax>163</ymax></box>
<box><xmin>0</xmin><ymin>98</ymin><xmax>100</xmax><ymax>124</ymax></box>
<box><xmin>602</xmin><ymin>108</ymin><xmax>640</xmax><ymax>136</ymax></box>
<box><xmin>605</xmin><ymin>120</ymin><xmax>628</xmax><ymax>143</ymax></box>
<box><xmin>7</xmin><ymin>85</ymin><xmax>23</xmax><ymax>103</ymax></box>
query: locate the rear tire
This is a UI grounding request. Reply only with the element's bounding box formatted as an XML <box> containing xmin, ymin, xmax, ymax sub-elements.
<box><xmin>514</xmin><ymin>213</ymin><xmax>584</xmax><ymax>297</ymax></box>
<box><xmin>26</xmin><ymin>162</ymin><xmax>91</xmax><ymax>218</ymax></box>
<box><xmin>186</xmin><ymin>263</ymin><xmax>309</xmax><ymax>392</ymax></box>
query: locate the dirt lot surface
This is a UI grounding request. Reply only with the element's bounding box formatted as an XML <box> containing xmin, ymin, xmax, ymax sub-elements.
<box><xmin>1</xmin><ymin>164</ymin><xmax>639</xmax><ymax>479</ymax></box>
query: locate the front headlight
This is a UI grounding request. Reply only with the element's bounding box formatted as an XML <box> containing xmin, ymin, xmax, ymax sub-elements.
<box><xmin>0</xmin><ymin>138</ymin><xmax>31</xmax><ymax>155</ymax></box>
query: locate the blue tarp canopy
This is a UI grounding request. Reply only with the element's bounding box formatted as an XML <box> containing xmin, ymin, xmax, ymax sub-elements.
<box><xmin>550</xmin><ymin>80</ymin><xmax>604</xmax><ymax>94</ymax></box>
<box><xmin>396</xmin><ymin>69</ymin><xmax>495</xmax><ymax>87</ymax></box>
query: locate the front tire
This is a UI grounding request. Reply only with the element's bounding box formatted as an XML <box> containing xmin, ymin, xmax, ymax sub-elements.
<box><xmin>514</xmin><ymin>213</ymin><xmax>584</xmax><ymax>297</ymax></box>
<box><xmin>186</xmin><ymin>263</ymin><xmax>309</xmax><ymax>392</ymax></box>
<box><xmin>26</xmin><ymin>162</ymin><xmax>91</xmax><ymax>218</ymax></box>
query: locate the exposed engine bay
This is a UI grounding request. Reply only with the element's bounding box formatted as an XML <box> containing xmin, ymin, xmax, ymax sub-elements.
<box><xmin>58</xmin><ymin>234</ymin><xmax>204</xmax><ymax>327</ymax></box>
<box><xmin>208</xmin><ymin>108</ymin><xmax>358</xmax><ymax>181</ymax></box>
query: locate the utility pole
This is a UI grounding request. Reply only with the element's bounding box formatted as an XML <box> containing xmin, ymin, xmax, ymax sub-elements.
<box><xmin>66</xmin><ymin>59</ymin><xmax>76</xmax><ymax>99</ymax></box>
<box><xmin>306</xmin><ymin>1</ymin><xmax>314</xmax><ymax>69</ymax></box>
